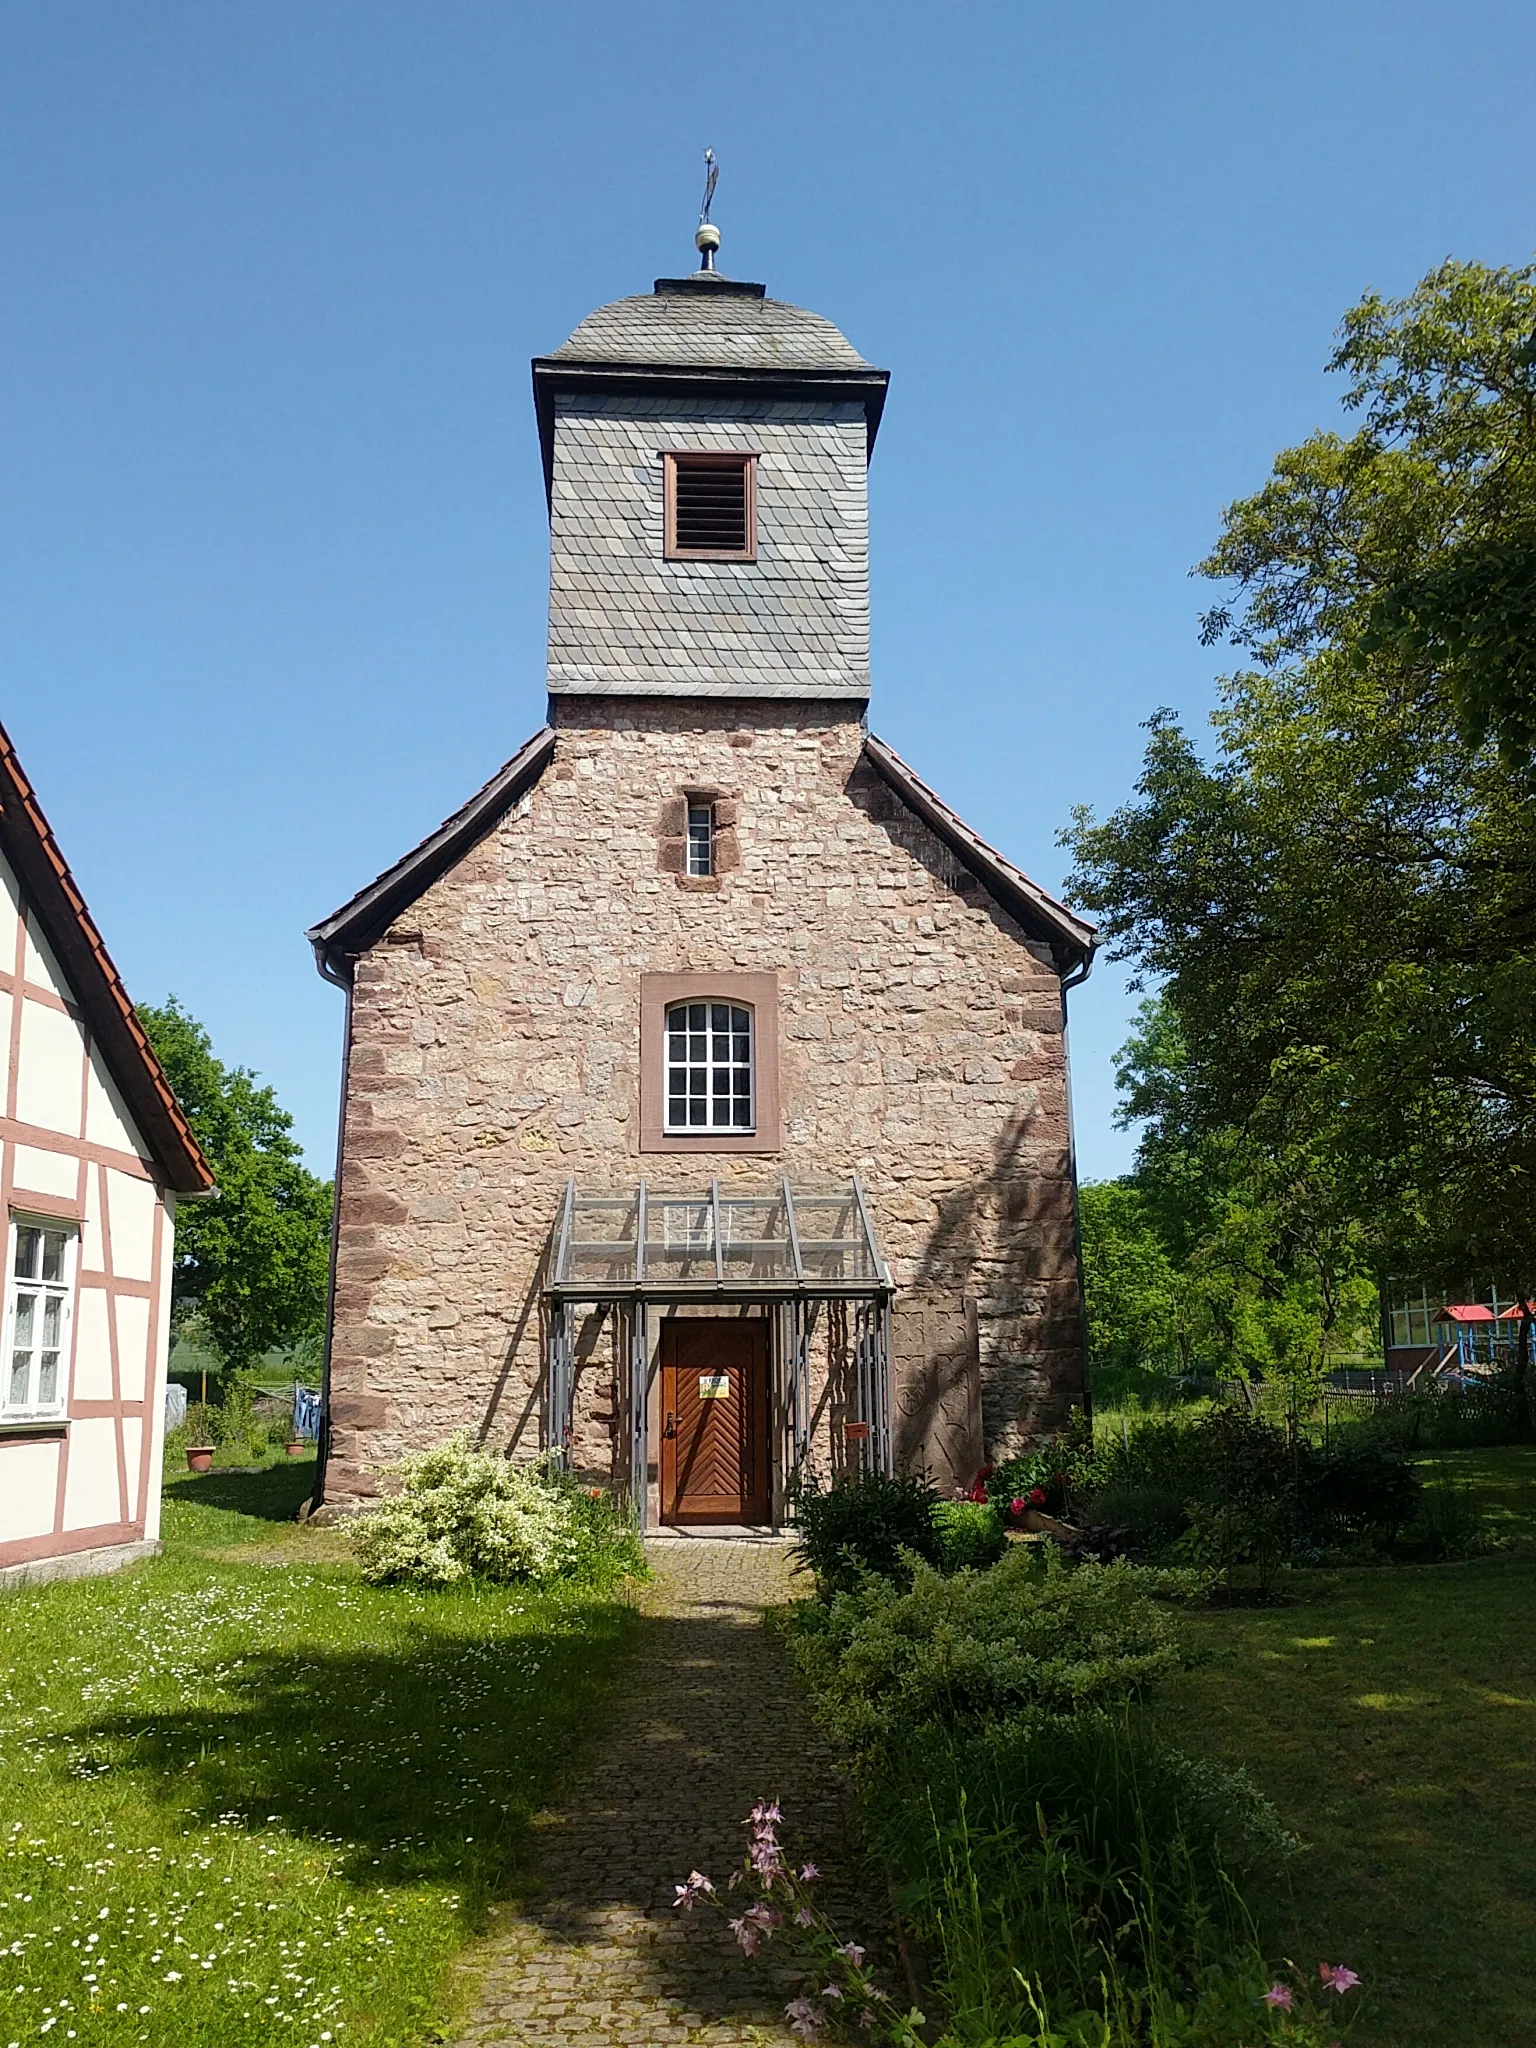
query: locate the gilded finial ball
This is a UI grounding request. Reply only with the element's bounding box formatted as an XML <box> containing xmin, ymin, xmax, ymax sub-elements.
<box><xmin>695</xmin><ymin>222</ymin><xmax>721</xmax><ymax>254</ymax></box>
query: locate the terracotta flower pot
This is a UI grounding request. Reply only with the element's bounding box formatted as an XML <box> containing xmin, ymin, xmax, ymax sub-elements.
<box><xmin>185</xmin><ymin>1445</ymin><xmax>215</xmax><ymax>1473</ymax></box>
<box><xmin>285</xmin><ymin>1438</ymin><xmax>306</xmax><ymax>1458</ymax></box>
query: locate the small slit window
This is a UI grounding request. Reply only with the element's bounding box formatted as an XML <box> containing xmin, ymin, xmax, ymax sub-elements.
<box><xmin>686</xmin><ymin>801</ymin><xmax>714</xmax><ymax>877</ymax></box>
<box><xmin>664</xmin><ymin>452</ymin><xmax>757</xmax><ymax>560</ymax></box>
<box><xmin>665</xmin><ymin>1002</ymin><xmax>754</xmax><ymax>1132</ymax></box>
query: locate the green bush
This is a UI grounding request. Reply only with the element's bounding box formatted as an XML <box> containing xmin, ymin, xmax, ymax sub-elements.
<box><xmin>932</xmin><ymin>1498</ymin><xmax>1006</xmax><ymax>1572</ymax></box>
<box><xmin>789</xmin><ymin>1468</ymin><xmax>942</xmax><ymax>1592</ymax></box>
<box><xmin>1396</xmin><ymin>1458</ymin><xmax>1492</xmax><ymax>1560</ymax></box>
<box><xmin>1302</xmin><ymin>1434</ymin><xmax>1421</xmax><ymax>1540</ymax></box>
<box><xmin>868</xmin><ymin>1711</ymin><xmax>1300</xmax><ymax>2037</ymax></box>
<box><xmin>786</xmin><ymin>1546</ymin><xmax>1185</xmax><ymax>1750</ymax></box>
<box><xmin>1086</xmin><ymin>1405</ymin><xmax>1422</xmax><ymax>1575</ymax></box>
<box><xmin>1082</xmin><ymin>1478</ymin><xmax>1189</xmax><ymax>1552</ymax></box>
<box><xmin>350</xmin><ymin>1434</ymin><xmax>640</xmax><ymax>1588</ymax></box>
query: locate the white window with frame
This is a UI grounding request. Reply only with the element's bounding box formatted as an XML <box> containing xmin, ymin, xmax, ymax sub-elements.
<box><xmin>686</xmin><ymin>800</ymin><xmax>714</xmax><ymax>877</ymax></box>
<box><xmin>664</xmin><ymin>1001</ymin><xmax>754</xmax><ymax>1133</ymax></box>
<box><xmin>4</xmin><ymin>1216</ymin><xmax>78</xmax><ymax>1423</ymax></box>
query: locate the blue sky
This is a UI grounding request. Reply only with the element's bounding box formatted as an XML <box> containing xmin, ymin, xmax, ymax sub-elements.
<box><xmin>4</xmin><ymin>1</ymin><xmax>1534</xmax><ymax>1178</ymax></box>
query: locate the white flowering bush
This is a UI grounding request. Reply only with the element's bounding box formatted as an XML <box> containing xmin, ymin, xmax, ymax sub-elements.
<box><xmin>350</xmin><ymin>1434</ymin><xmax>585</xmax><ymax>1586</ymax></box>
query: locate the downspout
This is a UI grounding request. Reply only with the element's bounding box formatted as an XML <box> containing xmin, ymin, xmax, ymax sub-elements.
<box><xmin>1059</xmin><ymin>946</ymin><xmax>1096</xmax><ymax>1424</ymax></box>
<box><xmin>308</xmin><ymin>942</ymin><xmax>354</xmax><ymax>1517</ymax></box>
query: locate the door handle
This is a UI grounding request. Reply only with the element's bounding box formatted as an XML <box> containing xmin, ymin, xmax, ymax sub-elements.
<box><xmin>664</xmin><ymin>1411</ymin><xmax>677</xmax><ymax>1439</ymax></box>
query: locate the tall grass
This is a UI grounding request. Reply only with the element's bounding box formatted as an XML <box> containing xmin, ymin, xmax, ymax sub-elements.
<box><xmin>857</xmin><ymin>1713</ymin><xmax>1305</xmax><ymax>2045</ymax></box>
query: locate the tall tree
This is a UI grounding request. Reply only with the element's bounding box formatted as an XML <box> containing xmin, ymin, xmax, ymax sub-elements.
<box><xmin>139</xmin><ymin>998</ymin><xmax>333</xmax><ymax>1372</ymax></box>
<box><xmin>1065</xmin><ymin>259</ymin><xmax>1536</xmax><ymax>1314</ymax></box>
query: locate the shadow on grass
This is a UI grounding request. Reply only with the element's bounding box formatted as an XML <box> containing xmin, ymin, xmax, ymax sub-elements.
<box><xmin>164</xmin><ymin>1459</ymin><xmax>317</xmax><ymax>1525</ymax></box>
<box><xmin>73</xmin><ymin>1591</ymin><xmax>847</xmax><ymax>2027</ymax></box>
<box><xmin>78</xmin><ymin>1594</ymin><xmax>641</xmax><ymax>1915</ymax></box>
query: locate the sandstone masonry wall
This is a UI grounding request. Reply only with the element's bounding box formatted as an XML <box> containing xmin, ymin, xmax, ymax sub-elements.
<box><xmin>324</xmin><ymin>698</ymin><xmax>1082</xmax><ymax>1501</ymax></box>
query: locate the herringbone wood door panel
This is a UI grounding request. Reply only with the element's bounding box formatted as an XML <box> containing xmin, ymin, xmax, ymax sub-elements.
<box><xmin>660</xmin><ymin>1319</ymin><xmax>770</xmax><ymax>1524</ymax></box>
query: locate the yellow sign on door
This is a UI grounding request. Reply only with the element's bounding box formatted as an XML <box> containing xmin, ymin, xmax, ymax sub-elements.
<box><xmin>699</xmin><ymin>1373</ymin><xmax>730</xmax><ymax>1399</ymax></box>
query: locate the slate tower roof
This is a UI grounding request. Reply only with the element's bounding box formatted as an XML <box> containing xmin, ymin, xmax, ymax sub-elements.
<box><xmin>550</xmin><ymin>277</ymin><xmax>873</xmax><ymax>372</ymax></box>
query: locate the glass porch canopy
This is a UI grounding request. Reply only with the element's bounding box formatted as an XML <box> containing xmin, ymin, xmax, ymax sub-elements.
<box><xmin>545</xmin><ymin>1177</ymin><xmax>894</xmax><ymax>1302</ymax></box>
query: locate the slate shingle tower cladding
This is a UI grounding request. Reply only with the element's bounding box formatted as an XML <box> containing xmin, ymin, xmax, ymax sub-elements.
<box><xmin>308</xmin><ymin>249</ymin><xmax>1095</xmax><ymax>1517</ymax></box>
<box><xmin>535</xmin><ymin>273</ymin><xmax>888</xmax><ymax>701</ymax></box>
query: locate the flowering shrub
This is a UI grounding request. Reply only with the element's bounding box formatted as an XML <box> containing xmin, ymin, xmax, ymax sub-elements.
<box><xmin>673</xmin><ymin>1796</ymin><xmax>1352</xmax><ymax>2047</ymax></box>
<box><xmin>988</xmin><ymin>1411</ymin><xmax>1096</xmax><ymax>1519</ymax></box>
<box><xmin>786</xmin><ymin>1546</ymin><xmax>1184</xmax><ymax>1749</ymax></box>
<box><xmin>674</xmin><ymin>1801</ymin><xmax>925</xmax><ymax>2044</ymax></box>
<box><xmin>350</xmin><ymin>1434</ymin><xmax>630</xmax><ymax>1587</ymax></box>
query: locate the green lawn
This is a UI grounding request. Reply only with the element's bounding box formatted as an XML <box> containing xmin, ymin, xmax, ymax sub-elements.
<box><xmin>0</xmin><ymin>1457</ymin><xmax>641</xmax><ymax>2048</ymax></box>
<box><xmin>1156</xmin><ymin>1447</ymin><xmax>1536</xmax><ymax>2048</ymax></box>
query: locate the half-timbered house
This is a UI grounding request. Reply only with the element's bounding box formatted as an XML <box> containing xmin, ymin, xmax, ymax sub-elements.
<box><xmin>0</xmin><ymin>724</ymin><xmax>211</xmax><ymax>1581</ymax></box>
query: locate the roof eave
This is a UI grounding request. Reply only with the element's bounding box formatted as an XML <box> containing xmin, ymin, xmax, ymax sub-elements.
<box><xmin>0</xmin><ymin>726</ymin><xmax>213</xmax><ymax>1195</ymax></box>
<box><xmin>531</xmin><ymin>357</ymin><xmax>891</xmax><ymax>511</ymax></box>
<box><xmin>306</xmin><ymin>725</ymin><xmax>557</xmax><ymax>976</ymax></box>
<box><xmin>862</xmin><ymin>733</ymin><xmax>1097</xmax><ymax>974</ymax></box>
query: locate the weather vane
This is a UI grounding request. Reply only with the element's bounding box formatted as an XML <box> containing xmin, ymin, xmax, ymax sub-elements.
<box><xmin>695</xmin><ymin>148</ymin><xmax>721</xmax><ymax>272</ymax></box>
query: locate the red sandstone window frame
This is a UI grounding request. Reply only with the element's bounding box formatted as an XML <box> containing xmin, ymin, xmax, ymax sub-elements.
<box><xmin>662</xmin><ymin>451</ymin><xmax>758</xmax><ymax>562</ymax></box>
<box><xmin>639</xmin><ymin>972</ymin><xmax>780</xmax><ymax>1156</ymax></box>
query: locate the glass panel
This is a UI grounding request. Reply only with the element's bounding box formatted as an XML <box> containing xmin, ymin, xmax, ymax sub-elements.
<box><xmin>41</xmin><ymin>1232</ymin><xmax>65</xmax><ymax>1283</ymax></box>
<box><xmin>13</xmin><ymin>1292</ymin><xmax>35</xmax><ymax>1350</ymax></box>
<box><xmin>14</xmin><ymin>1227</ymin><xmax>39</xmax><ymax>1280</ymax></box>
<box><xmin>8</xmin><ymin>1353</ymin><xmax>28</xmax><ymax>1406</ymax></box>
<box><xmin>37</xmin><ymin>1353</ymin><xmax>58</xmax><ymax>1403</ymax></box>
<box><xmin>41</xmin><ymin>1295</ymin><xmax>62</xmax><ymax>1347</ymax></box>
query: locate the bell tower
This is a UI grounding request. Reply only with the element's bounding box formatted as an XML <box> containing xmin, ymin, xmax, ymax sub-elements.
<box><xmin>532</xmin><ymin>220</ymin><xmax>889</xmax><ymax>706</ymax></box>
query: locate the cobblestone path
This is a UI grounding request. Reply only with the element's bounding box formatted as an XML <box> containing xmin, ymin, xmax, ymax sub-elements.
<box><xmin>452</xmin><ymin>1539</ymin><xmax>859</xmax><ymax>2046</ymax></box>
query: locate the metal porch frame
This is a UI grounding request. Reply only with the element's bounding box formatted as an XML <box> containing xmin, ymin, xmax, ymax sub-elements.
<box><xmin>543</xmin><ymin>1177</ymin><xmax>894</xmax><ymax>1532</ymax></box>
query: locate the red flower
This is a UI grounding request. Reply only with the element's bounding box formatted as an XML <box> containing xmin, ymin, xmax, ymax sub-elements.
<box><xmin>1029</xmin><ymin>1486</ymin><xmax>1047</xmax><ymax>1506</ymax></box>
<box><xmin>1052</xmin><ymin>1471</ymin><xmax>1066</xmax><ymax>1486</ymax></box>
<box><xmin>1009</xmin><ymin>1496</ymin><xmax>1026</xmax><ymax>1517</ymax></box>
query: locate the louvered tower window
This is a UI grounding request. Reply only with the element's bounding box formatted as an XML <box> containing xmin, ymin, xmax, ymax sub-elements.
<box><xmin>664</xmin><ymin>452</ymin><xmax>757</xmax><ymax>561</ymax></box>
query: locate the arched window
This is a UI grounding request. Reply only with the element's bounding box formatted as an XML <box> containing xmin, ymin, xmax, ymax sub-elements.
<box><xmin>664</xmin><ymin>1001</ymin><xmax>754</xmax><ymax>1133</ymax></box>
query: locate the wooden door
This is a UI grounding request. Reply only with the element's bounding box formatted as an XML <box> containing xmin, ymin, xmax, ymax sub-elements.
<box><xmin>660</xmin><ymin>1319</ymin><xmax>771</xmax><ymax>1525</ymax></box>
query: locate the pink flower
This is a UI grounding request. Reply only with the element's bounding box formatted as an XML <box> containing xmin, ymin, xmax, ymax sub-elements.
<box><xmin>672</xmin><ymin>1870</ymin><xmax>715</xmax><ymax>1910</ymax></box>
<box><xmin>836</xmin><ymin>1941</ymin><xmax>866</xmax><ymax>1966</ymax></box>
<box><xmin>1009</xmin><ymin>1496</ymin><xmax>1026</xmax><ymax>1516</ymax></box>
<box><xmin>1318</xmin><ymin>1963</ymin><xmax>1360</xmax><ymax>1995</ymax></box>
<box><xmin>729</xmin><ymin>1916</ymin><xmax>760</xmax><ymax>1956</ymax></box>
<box><xmin>1263</xmin><ymin>1983</ymin><xmax>1294</xmax><ymax>2010</ymax></box>
<box><xmin>748</xmin><ymin>1801</ymin><xmax>783</xmax><ymax>1827</ymax></box>
<box><xmin>794</xmin><ymin>1906</ymin><xmax>814</xmax><ymax>1926</ymax></box>
<box><xmin>799</xmin><ymin>1862</ymin><xmax>820</xmax><ymax>1882</ymax></box>
<box><xmin>821</xmin><ymin>1983</ymin><xmax>844</xmax><ymax>2000</ymax></box>
<box><xmin>785</xmin><ymin>1999</ymin><xmax>824</xmax><ymax>2040</ymax></box>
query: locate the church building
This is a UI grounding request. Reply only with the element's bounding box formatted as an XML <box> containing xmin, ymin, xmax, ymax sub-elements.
<box><xmin>308</xmin><ymin>221</ymin><xmax>1095</xmax><ymax>1528</ymax></box>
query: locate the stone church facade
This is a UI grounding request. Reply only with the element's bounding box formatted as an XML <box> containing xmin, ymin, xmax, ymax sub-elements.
<box><xmin>309</xmin><ymin>245</ymin><xmax>1095</xmax><ymax>1526</ymax></box>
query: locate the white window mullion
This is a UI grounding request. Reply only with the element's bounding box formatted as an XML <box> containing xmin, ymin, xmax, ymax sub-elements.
<box><xmin>3</xmin><ymin>1216</ymin><xmax>77</xmax><ymax>1424</ymax></box>
<box><xmin>664</xmin><ymin>1001</ymin><xmax>755</xmax><ymax>1134</ymax></box>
